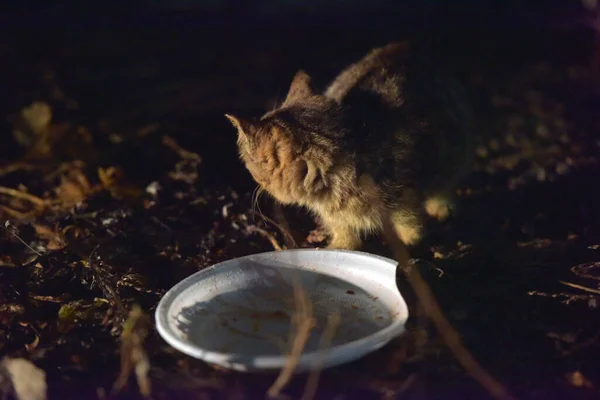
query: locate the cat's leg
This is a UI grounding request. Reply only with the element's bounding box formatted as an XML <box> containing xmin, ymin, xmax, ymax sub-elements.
<box><xmin>389</xmin><ymin>189</ymin><xmax>426</xmax><ymax>246</ymax></box>
<box><xmin>423</xmin><ymin>148</ymin><xmax>473</xmax><ymax>221</ymax></box>
<box><xmin>391</xmin><ymin>208</ymin><xmax>425</xmax><ymax>246</ymax></box>
<box><xmin>322</xmin><ymin>218</ymin><xmax>362</xmax><ymax>250</ymax></box>
<box><xmin>424</xmin><ymin>194</ymin><xmax>455</xmax><ymax>222</ymax></box>
<box><xmin>423</xmin><ymin>180</ymin><xmax>459</xmax><ymax>222</ymax></box>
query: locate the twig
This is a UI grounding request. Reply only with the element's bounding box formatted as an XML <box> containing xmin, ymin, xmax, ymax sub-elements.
<box><xmin>559</xmin><ymin>280</ymin><xmax>600</xmax><ymax>295</ymax></box>
<box><xmin>528</xmin><ymin>290</ymin><xmax>593</xmax><ymax>304</ymax></box>
<box><xmin>0</xmin><ymin>205</ymin><xmax>35</xmax><ymax>220</ymax></box>
<box><xmin>0</xmin><ymin>186</ymin><xmax>47</xmax><ymax>209</ymax></box>
<box><xmin>379</xmin><ymin>209</ymin><xmax>516</xmax><ymax>400</ymax></box>
<box><xmin>0</xmin><ymin>163</ymin><xmax>36</xmax><ymax>177</ymax></box>
<box><xmin>112</xmin><ymin>304</ymin><xmax>152</xmax><ymax>398</ymax></box>
<box><xmin>1</xmin><ymin>222</ymin><xmax>42</xmax><ymax>256</ymax></box>
<box><xmin>162</xmin><ymin>135</ymin><xmax>201</xmax><ymax>162</ymax></box>
<box><xmin>249</xmin><ymin>210</ymin><xmax>298</xmax><ymax>248</ymax></box>
<box><xmin>301</xmin><ymin>312</ymin><xmax>341</xmax><ymax>400</ymax></box>
<box><xmin>571</xmin><ymin>262</ymin><xmax>600</xmax><ymax>282</ymax></box>
<box><xmin>248</xmin><ymin>210</ymin><xmax>297</xmax><ymax>248</ymax></box>
<box><xmin>267</xmin><ymin>278</ymin><xmax>315</xmax><ymax>398</ymax></box>
<box><xmin>245</xmin><ymin>225</ymin><xmax>284</xmax><ymax>251</ymax></box>
<box><xmin>73</xmin><ymin>245</ymin><xmax>128</xmax><ymax>326</ymax></box>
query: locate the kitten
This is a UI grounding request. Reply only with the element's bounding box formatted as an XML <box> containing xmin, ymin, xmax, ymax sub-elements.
<box><xmin>225</xmin><ymin>41</ymin><xmax>475</xmax><ymax>250</ymax></box>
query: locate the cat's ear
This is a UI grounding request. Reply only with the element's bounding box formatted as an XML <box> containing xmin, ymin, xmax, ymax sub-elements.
<box><xmin>282</xmin><ymin>70</ymin><xmax>314</xmax><ymax>107</ymax></box>
<box><xmin>225</xmin><ymin>114</ymin><xmax>253</xmax><ymax>139</ymax></box>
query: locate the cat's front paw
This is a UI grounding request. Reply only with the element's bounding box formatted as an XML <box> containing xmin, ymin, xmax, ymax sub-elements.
<box><xmin>326</xmin><ymin>234</ymin><xmax>362</xmax><ymax>250</ymax></box>
<box><xmin>424</xmin><ymin>196</ymin><xmax>454</xmax><ymax>222</ymax></box>
<box><xmin>306</xmin><ymin>227</ymin><xmax>328</xmax><ymax>244</ymax></box>
<box><xmin>394</xmin><ymin>223</ymin><xmax>423</xmax><ymax>246</ymax></box>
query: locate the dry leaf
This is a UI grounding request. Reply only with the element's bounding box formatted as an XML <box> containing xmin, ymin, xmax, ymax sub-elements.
<box><xmin>98</xmin><ymin>166</ymin><xmax>121</xmax><ymax>188</ymax></box>
<box><xmin>0</xmin><ymin>357</ymin><xmax>47</xmax><ymax>400</ymax></box>
<box><xmin>98</xmin><ymin>167</ymin><xmax>143</xmax><ymax>201</ymax></box>
<box><xmin>33</xmin><ymin>224</ymin><xmax>66</xmax><ymax>251</ymax></box>
<box><xmin>55</xmin><ymin>169</ymin><xmax>93</xmax><ymax>207</ymax></box>
<box><xmin>11</xmin><ymin>102</ymin><xmax>53</xmax><ymax>148</ymax></box>
<box><xmin>21</xmin><ymin>102</ymin><xmax>52</xmax><ymax>135</ymax></box>
<box><xmin>0</xmin><ymin>304</ymin><xmax>26</xmax><ymax>325</ymax></box>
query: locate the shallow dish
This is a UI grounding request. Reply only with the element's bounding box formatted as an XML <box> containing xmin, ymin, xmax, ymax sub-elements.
<box><xmin>155</xmin><ymin>249</ymin><xmax>408</xmax><ymax>372</ymax></box>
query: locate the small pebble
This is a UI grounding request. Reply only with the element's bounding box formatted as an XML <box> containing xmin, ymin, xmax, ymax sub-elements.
<box><xmin>555</xmin><ymin>163</ymin><xmax>569</xmax><ymax>175</ymax></box>
<box><xmin>146</xmin><ymin>181</ymin><xmax>161</xmax><ymax>196</ymax></box>
<box><xmin>535</xmin><ymin>168</ymin><xmax>547</xmax><ymax>182</ymax></box>
<box><xmin>505</xmin><ymin>133</ymin><xmax>517</xmax><ymax>147</ymax></box>
<box><xmin>535</xmin><ymin>123</ymin><xmax>550</xmax><ymax>138</ymax></box>
<box><xmin>488</xmin><ymin>139</ymin><xmax>500</xmax><ymax>151</ymax></box>
<box><xmin>475</xmin><ymin>146</ymin><xmax>488</xmax><ymax>158</ymax></box>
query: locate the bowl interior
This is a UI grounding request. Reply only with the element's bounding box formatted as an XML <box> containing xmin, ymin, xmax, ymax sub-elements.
<box><xmin>159</xmin><ymin>249</ymin><xmax>407</xmax><ymax>370</ymax></box>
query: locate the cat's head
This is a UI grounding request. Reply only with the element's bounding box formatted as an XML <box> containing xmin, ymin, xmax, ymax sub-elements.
<box><xmin>225</xmin><ymin>70</ymin><xmax>349</xmax><ymax>206</ymax></box>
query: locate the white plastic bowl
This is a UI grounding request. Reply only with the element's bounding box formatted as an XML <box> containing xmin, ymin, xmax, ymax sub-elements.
<box><xmin>155</xmin><ymin>249</ymin><xmax>408</xmax><ymax>372</ymax></box>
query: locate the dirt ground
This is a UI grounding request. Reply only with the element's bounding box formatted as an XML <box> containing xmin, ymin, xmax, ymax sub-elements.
<box><xmin>1</xmin><ymin>5</ymin><xmax>600</xmax><ymax>400</ymax></box>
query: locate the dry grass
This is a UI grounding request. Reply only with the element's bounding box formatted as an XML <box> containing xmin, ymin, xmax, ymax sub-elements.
<box><xmin>267</xmin><ymin>277</ymin><xmax>316</xmax><ymax>398</ymax></box>
<box><xmin>112</xmin><ymin>304</ymin><xmax>152</xmax><ymax>398</ymax></box>
<box><xmin>267</xmin><ymin>276</ymin><xmax>341</xmax><ymax>400</ymax></box>
<box><xmin>301</xmin><ymin>312</ymin><xmax>341</xmax><ymax>400</ymax></box>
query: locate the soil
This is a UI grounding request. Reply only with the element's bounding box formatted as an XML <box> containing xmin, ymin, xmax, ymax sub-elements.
<box><xmin>1</xmin><ymin>4</ymin><xmax>599</xmax><ymax>400</ymax></box>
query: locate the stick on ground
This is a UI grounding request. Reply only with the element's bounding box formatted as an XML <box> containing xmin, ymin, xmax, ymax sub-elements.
<box><xmin>245</xmin><ymin>225</ymin><xmax>284</xmax><ymax>251</ymax></box>
<box><xmin>301</xmin><ymin>312</ymin><xmax>341</xmax><ymax>400</ymax></box>
<box><xmin>379</xmin><ymin>212</ymin><xmax>516</xmax><ymax>400</ymax></box>
<box><xmin>0</xmin><ymin>186</ymin><xmax>47</xmax><ymax>209</ymax></box>
<box><xmin>267</xmin><ymin>278</ymin><xmax>315</xmax><ymax>398</ymax></box>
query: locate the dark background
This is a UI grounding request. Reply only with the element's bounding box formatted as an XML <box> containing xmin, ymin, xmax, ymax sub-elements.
<box><xmin>1</xmin><ymin>1</ymin><xmax>600</xmax><ymax>399</ymax></box>
<box><xmin>1</xmin><ymin>0</ymin><xmax>597</xmax><ymax>180</ymax></box>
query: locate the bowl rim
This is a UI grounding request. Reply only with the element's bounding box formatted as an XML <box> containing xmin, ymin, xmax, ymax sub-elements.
<box><xmin>155</xmin><ymin>248</ymin><xmax>408</xmax><ymax>371</ymax></box>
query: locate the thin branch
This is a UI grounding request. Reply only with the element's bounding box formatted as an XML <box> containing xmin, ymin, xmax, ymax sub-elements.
<box><xmin>1</xmin><ymin>222</ymin><xmax>42</xmax><ymax>256</ymax></box>
<box><xmin>271</xmin><ymin>203</ymin><xmax>298</xmax><ymax>249</ymax></box>
<box><xmin>571</xmin><ymin>262</ymin><xmax>600</xmax><ymax>282</ymax></box>
<box><xmin>559</xmin><ymin>281</ymin><xmax>600</xmax><ymax>295</ymax></box>
<box><xmin>0</xmin><ymin>163</ymin><xmax>36</xmax><ymax>177</ymax></box>
<box><xmin>0</xmin><ymin>205</ymin><xmax>35</xmax><ymax>220</ymax></box>
<box><xmin>379</xmin><ymin>209</ymin><xmax>516</xmax><ymax>400</ymax></box>
<box><xmin>301</xmin><ymin>312</ymin><xmax>341</xmax><ymax>400</ymax></box>
<box><xmin>267</xmin><ymin>278</ymin><xmax>315</xmax><ymax>398</ymax></box>
<box><xmin>0</xmin><ymin>186</ymin><xmax>47</xmax><ymax>209</ymax></box>
<box><xmin>248</xmin><ymin>209</ymin><xmax>298</xmax><ymax>249</ymax></box>
<box><xmin>162</xmin><ymin>135</ymin><xmax>201</xmax><ymax>162</ymax></box>
<box><xmin>245</xmin><ymin>225</ymin><xmax>284</xmax><ymax>251</ymax></box>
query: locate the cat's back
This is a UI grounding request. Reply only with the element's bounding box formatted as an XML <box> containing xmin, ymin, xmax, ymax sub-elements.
<box><xmin>325</xmin><ymin>41</ymin><xmax>476</xmax><ymax>192</ymax></box>
<box><xmin>324</xmin><ymin>41</ymin><xmax>410</xmax><ymax>107</ymax></box>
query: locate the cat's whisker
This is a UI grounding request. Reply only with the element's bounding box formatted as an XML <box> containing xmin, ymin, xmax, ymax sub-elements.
<box><xmin>254</xmin><ymin>187</ymin><xmax>268</xmax><ymax>225</ymax></box>
<box><xmin>250</xmin><ymin>185</ymin><xmax>267</xmax><ymax>225</ymax></box>
<box><xmin>250</xmin><ymin>186</ymin><xmax>260</xmax><ymax>221</ymax></box>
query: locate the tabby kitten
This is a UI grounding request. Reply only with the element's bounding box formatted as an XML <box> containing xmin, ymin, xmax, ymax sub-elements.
<box><xmin>226</xmin><ymin>41</ymin><xmax>475</xmax><ymax>250</ymax></box>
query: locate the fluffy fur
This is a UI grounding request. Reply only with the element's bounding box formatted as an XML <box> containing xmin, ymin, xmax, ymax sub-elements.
<box><xmin>225</xmin><ymin>41</ymin><xmax>475</xmax><ymax>250</ymax></box>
